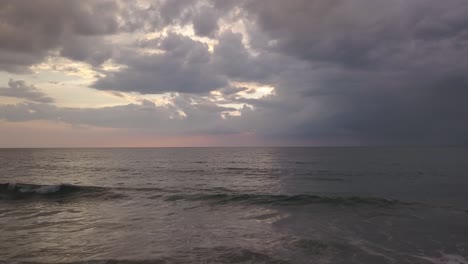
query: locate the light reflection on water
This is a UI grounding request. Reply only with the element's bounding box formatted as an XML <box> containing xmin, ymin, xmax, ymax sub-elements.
<box><xmin>0</xmin><ymin>148</ymin><xmax>467</xmax><ymax>263</ymax></box>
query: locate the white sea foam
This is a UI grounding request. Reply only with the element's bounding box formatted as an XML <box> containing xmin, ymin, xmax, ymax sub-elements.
<box><xmin>416</xmin><ymin>254</ymin><xmax>468</xmax><ymax>264</ymax></box>
<box><xmin>6</xmin><ymin>182</ymin><xmax>62</xmax><ymax>194</ymax></box>
<box><xmin>35</xmin><ymin>185</ymin><xmax>62</xmax><ymax>194</ymax></box>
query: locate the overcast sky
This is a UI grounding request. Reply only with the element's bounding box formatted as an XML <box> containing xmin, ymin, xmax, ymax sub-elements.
<box><xmin>0</xmin><ymin>0</ymin><xmax>467</xmax><ymax>147</ymax></box>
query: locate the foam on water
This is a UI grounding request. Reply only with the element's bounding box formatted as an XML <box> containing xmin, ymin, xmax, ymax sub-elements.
<box><xmin>0</xmin><ymin>182</ymin><xmax>121</xmax><ymax>200</ymax></box>
<box><xmin>1</xmin><ymin>182</ymin><xmax>410</xmax><ymax>207</ymax></box>
<box><xmin>33</xmin><ymin>185</ymin><xmax>62</xmax><ymax>194</ymax></box>
<box><xmin>1</xmin><ymin>148</ymin><xmax>467</xmax><ymax>264</ymax></box>
<box><xmin>11</xmin><ymin>183</ymin><xmax>61</xmax><ymax>194</ymax></box>
<box><xmin>416</xmin><ymin>254</ymin><xmax>468</xmax><ymax>264</ymax></box>
<box><xmin>2</xmin><ymin>183</ymin><xmax>80</xmax><ymax>194</ymax></box>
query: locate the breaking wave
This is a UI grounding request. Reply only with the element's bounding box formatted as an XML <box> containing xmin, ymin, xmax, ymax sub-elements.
<box><xmin>0</xmin><ymin>183</ymin><xmax>118</xmax><ymax>200</ymax></box>
<box><xmin>0</xmin><ymin>182</ymin><xmax>410</xmax><ymax>207</ymax></box>
<box><xmin>162</xmin><ymin>193</ymin><xmax>408</xmax><ymax>207</ymax></box>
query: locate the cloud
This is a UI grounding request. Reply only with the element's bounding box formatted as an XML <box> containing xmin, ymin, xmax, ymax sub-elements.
<box><xmin>192</xmin><ymin>5</ymin><xmax>220</xmax><ymax>37</ymax></box>
<box><xmin>219</xmin><ymin>86</ymin><xmax>249</xmax><ymax>95</ymax></box>
<box><xmin>241</xmin><ymin>0</ymin><xmax>468</xmax><ymax>69</ymax></box>
<box><xmin>1</xmin><ymin>0</ymin><xmax>468</xmax><ymax>146</ymax></box>
<box><xmin>232</xmin><ymin>0</ymin><xmax>468</xmax><ymax>145</ymax></box>
<box><xmin>0</xmin><ymin>94</ymin><xmax>242</xmax><ymax>135</ymax></box>
<box><xmin>93</xmin><ymin>33</ymin><xmax>227</xmax><ymax>94</ymax></box>
<box><xmin>93</xmin><ymin>30</ymin><xmax>285</xmax><ymax>94</ymax></box>
<box><xmin>211</xmin><ymin>31</ymin><xmax>276</xmax><ymax>82</ymax></box>
<box><xmin>59</xmin><ymin>36</ymin><xmax>114</xmax><ymax>67</ymax></box>
<box><xmin>0</xmin><ymin>79</ymin><xmax>54</xmax><ymax>103</ymax></box>
<box><xmin>0</xmin><ymin>0</ymin><xmax>155</xmax><ymax>72</ymax></box>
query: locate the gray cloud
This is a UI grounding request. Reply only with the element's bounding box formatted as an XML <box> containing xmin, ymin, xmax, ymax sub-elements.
<box><xmin>93</xmin><ymin>30</ymin><xmax>285</xmax><ymax>94</ymax></box>
<box><xmin>226</xmin><ymin>0</ymin><xmax>468</xmax><ymax>145</ymax></box>
<box><xmin>158</xmin><ymin>0</ymin><xmax>196</xmax><ymax>26</ymax></box>
<box><xmin>0</xmin><ymin>0</ymin><xmax>156</xmax><ymax>72</ymax></box>
<box><xmin>212</xmin><ymin>31</ymin><xmax>273</xmax><ymax>82</ymax></box>
<box><xmin>59</xmin><ymin>36</ymin><xmax>114</xmax><ymax>67</ymax></box>
<box><xmin>93</xmin><ymin>33</ymin><xmax>227</xmax><ymax>94</ymax></box>
<box><xmin>0</xmin><ymin>95</ymin><xmax>242</xmax><ymax>136</ymax></box>
<box><xmin>192</xmin><ymin>5</ymin><xmax>220</xmax><ymax>37</ymax></box>
<box><xmin>0</xmin><ymin>79</ymin><xmax>54</xmax><ymax>103</ymax></box>
<box><xmin>242</xmin><ymin>0</ymin><xmax>468</xmax><ymax>70</ymax></box>
<box><xmin>219</xmin><ymin>86</ymin><xmax>249</xmax><ymax>96</ymax></box>
<box><xmin>1</xmin><ymin>0</ymin><xmax>468</xmax><ymax>145</ymax></box>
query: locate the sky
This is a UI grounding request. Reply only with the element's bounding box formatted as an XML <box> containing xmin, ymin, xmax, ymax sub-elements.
<box><xmin>0</xmin><ymin>0</ymin><xmax>468</xmax><ymax>147</ymax></box>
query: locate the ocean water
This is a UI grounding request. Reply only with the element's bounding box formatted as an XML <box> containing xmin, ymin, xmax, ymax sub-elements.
<box><xmin>0</xmin><ymin>147</ymin><xmax>467</xmax><ymax>264</ymax></box>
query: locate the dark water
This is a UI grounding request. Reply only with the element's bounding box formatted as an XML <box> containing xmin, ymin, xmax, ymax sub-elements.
<box><xmin>0</xmin><ymin>148</ymin><xmax>467</xmax><ymax>264</ymax></box>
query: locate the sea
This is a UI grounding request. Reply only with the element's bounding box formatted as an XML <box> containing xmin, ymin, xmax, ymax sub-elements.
<box><xmin>0</xmin><ymin>147</ymin><xmax>467</xmax><ymax>264</ymax></box>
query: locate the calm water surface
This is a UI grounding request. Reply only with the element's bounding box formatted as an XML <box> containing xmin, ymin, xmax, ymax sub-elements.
<box><xmin>0</xmin><ymin>148</ymin><xmax>467</xmax><ymax>263</ymax></box>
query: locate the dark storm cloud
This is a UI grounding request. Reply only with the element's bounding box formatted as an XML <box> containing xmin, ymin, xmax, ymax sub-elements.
<box><xmin>93</xmin><ymin>30</ymin><xmax>284</xmax><ymax>94</ymax></box>
<box><xmin>0</xmin><ymin>0</ymin><xmax>122</xmax><ymax>71</ymax></box>
<box><xmin>0</xmin><ymin>0</ymin><xmax>164</xmax><ymax>72</ymax></box>
<box><xmin>93</xmin><ymin>33</ymin><xmax>227</xmax><ymax>94</ymax></box>
<box><xmin>223</xmin><ymin>0</ymin><xmax>468</xmax><ymax>145</ymax></box>
<box><xmin>158</xmin><ymin>0</ymin><xmax>196</xmax><ymax>26</ymax></box>
<box><xmin>157</xmin><ymin>0</ymin><xmax>233</xmax><ymax>37</ymax></box>
<box><xmin>0</xmin><ymin>79</ymin><xmax>54</xmax><ymax>103</ymax></box>
<box><xmin>241</xmin><ymin>0</ymin><xmax>468</xmax><ymax>69</ymax></box>
<box><xmin>235</xmin><ymin>70</ymin><xmax>468</xmax><ymax>145</ymax></box>
<box><xmin>211</xmin><ymin>31</ymin><xmax>278</xmax><ymax>82</ymax></box>
<box><xmin>2</xmin><ymin>0</ymin><xmax>468</xmax><ymax>145</ymax></box>
<box><xmin>192</xmin><ymin>5</ymin><xmax>219</xmax><ymax>37</ymax></box>
<box><xmin>59</xmin><ymin>36</ymin><xmax>114</xmax><ymax>67</ymax></box>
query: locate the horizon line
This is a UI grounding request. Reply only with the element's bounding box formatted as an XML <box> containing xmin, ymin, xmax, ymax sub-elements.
<box><xmin>1</xmin><ymin>145</ymin><xmax>466</xmax><ymax>149</ymax></box>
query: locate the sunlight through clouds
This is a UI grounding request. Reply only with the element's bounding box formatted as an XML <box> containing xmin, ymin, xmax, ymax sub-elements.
<box><xmin>1</xmin><ymin>0</ymin><xmax>467</xmax><ymax>146</ymax></box>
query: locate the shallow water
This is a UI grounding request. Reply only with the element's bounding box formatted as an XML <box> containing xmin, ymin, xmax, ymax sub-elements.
<box><xmin>0</xmin><ymin>147</ymin><xmax>467</xmax><ymax>263</ymax></box>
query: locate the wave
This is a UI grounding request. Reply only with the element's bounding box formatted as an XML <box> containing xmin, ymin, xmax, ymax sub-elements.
<box><xmin>0</xmin><ymin>246</ymin><xmax>290</xmax><ymax>264</ymax></box>
<box><xmin>309</xmin><ymin>177</ymin><xmax>345</xmax><ymax>182</ymax></box>
<box><xmin>0</xmin><ymin>182</ymin><xmax>410</xmax><ymax>207</ymax></box>
<box><xmin>0</xmin><ymin>183</ymin><xmax>119</xmax><ymax>200</ymax></box>
<box><xmin>162</xmin><ymin>193</ymin><xmax>408</xmax><ymax>207</ymax></box>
